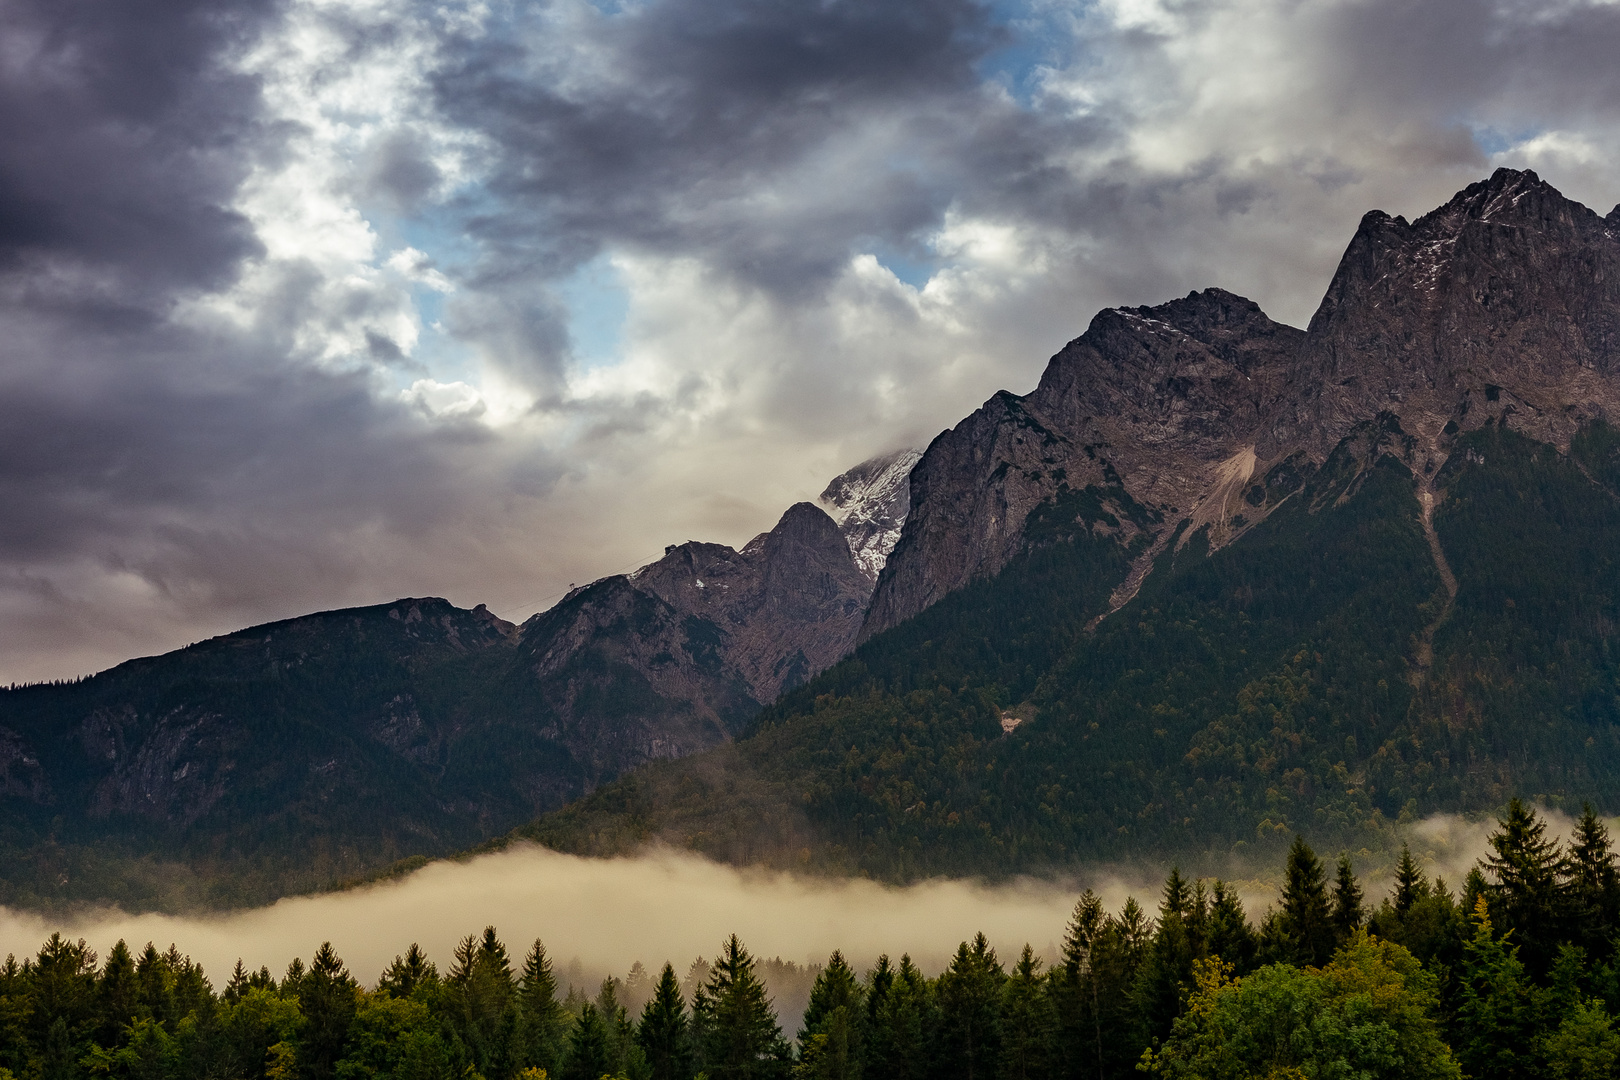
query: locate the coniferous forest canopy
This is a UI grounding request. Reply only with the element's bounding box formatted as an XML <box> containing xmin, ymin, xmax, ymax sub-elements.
<box><xmin>6</xmin><ymin>802</ymin><xmax>1620</xmax><ymax>1080</ymax></box>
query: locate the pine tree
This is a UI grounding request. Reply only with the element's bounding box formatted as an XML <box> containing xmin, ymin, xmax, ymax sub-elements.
<box><xmin>1455</xmin><ymin>898</ymin><xmax>1535</xmax><ymax>1080</ymax></box>
<box><xmin>521</xmin><ymin>939</ymin><xmax>569</xmax><ymax>1075</ymax></box>
<box><xmin>936</xmin><ymin>934</ymin><xmax>1004</xmax><ymax>1080</ymax></box>
<box><xmin>297</xmin><ymin>943</ymin><xmax>357</xmax><ymax>1080</ymax></box>
<box><xmin>1278</xmin><ymin>835</ymin><xmax>1334</xmax><ymax>967</ymax></box>
<box><xmin>797</xmin><ymin>951</ymin><xmax>862</xmax><ymax>1080</ymax></box>
<box><xmin>863</xmin><ymin>956</ymin><xmax>931</xmax><ymax>1080</ymax></box>
<box><xmin>998</xmin><ymin>945</ymin><xmax>1052</xmax><ymax>1080</ymax></box>
<box><xmin>1206</xmin><ymin>882</ymin><xmax>1257</xmax><ymax>975</ymax></box>
<box><xmin>638</xmin><ymin>962</ymin><xmax>692</xmax><ymax>1080</ymax></box>
<box><xmin>377</xmin><ymin>944</ymin><xmax>436</xmax><ymax>999</ymax></box>
<box><xmin>1394</xmin><ymin>845</ymin><xmax>1428</xmax><ymax>917</ymax></box>
<box><xmin>692</xmin><ymin>935</ymin><xmax>787</xmax><ymax>1080</ymax></box>
<box><xmin>1564</xmin><ymin>804</ymin><xmax>1620</xmax><ymax>960</ymax></box>
<box><xmin>1484</xmin><ymin>798</ymin><xmax>1564</xmax><ymax>976</ymax></box>
<box><xmin>563</xmin><ymin>1002</ymin><xmax>614</xmax><ymax>1080</ymax></box>
<box><xmin>1330</xmin><ymin>854</ymin><xmax>1365</xmax><ymax>945</ymax></box>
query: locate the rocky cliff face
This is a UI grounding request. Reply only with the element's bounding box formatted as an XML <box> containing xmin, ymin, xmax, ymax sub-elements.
<box><xmin>865</xmin><ymin>287</ymin><xmax>1306</xmax><ymax>637</ymax></box>
<box><xmin>866</xmin><ymin>169</ymin><xmax>1620</xmax><ymax>639</ymax></box>
<box><xmin>819</xmin><ymin>448</ymin><xmax>922</xmax><ymax>580</ymax></box>
<box><xmin>509</xmin><ymin>501</ymin><xmax>871</xmax><ymax>786</ymax></box>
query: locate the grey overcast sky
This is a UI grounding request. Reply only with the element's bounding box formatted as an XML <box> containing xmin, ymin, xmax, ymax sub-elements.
<box><xmin>3</xmin><ymin>0</ymin><xmax>1620</xmax><ymax>682</ymax></box>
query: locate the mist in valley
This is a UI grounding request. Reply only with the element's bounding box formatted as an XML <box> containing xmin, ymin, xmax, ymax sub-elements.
<box><xmin>0</xmin><ymin>810</ymin><xmax>1600</xmax><ymax>1027</ymax></box>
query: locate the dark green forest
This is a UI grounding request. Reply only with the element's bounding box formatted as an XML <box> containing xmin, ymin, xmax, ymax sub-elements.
<box><xmin>7</xmin><ymin>802</ymin><xmax>1620</xmax><ymax>1080</ymax></box>
<box><xmin>524</xmin><ymin>419</ymin><xmax>1620</xmax><ymax>880</ymax></box>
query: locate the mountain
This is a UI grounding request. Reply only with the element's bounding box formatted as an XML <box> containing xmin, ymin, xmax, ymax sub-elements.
<box><xmin>518</xmin><ymin>170</ymin><xmax>1620</xmax><ymax>879</ymax></box>
<box><xmin>819</xmin><ymin>448</ymin><xmax>923</xmax><ymax>581</ymax></box>
<box><xmin>0</xmin><ymin>477</ymin><xmax>914</xmax><ymax>910</ymax></box>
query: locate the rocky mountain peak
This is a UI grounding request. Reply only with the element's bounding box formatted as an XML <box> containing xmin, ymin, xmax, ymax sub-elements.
<box><xmin>868</xmin><ymin>170</ymin><xmax>1620</xmax><ymax>640</ymax></box>
<box><xmin>819</xmin><ymin>448</ymin><xmax>922</xmax><ymax>581</ymax></box>
<box><xmin>1291</xmin><ymin>167</ymin><xmax>1620</xmax><ymax>467</ymax></box>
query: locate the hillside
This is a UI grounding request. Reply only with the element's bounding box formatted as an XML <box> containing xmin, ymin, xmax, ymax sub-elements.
<box><xmin>516</xmin><ymin>170</ymin><xmax>1620</xmax><ymax>878</ymax></box>
<box><xmin>0</xmin><ymin>493</ymin><xmax>905</xmax><ymax>910</ymax></box>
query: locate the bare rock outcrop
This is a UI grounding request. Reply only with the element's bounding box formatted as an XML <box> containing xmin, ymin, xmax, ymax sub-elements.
<box><xmin>868</xmin><ymin>169</ymin><xmax>1620</xmax><ymax>638</ymax></box>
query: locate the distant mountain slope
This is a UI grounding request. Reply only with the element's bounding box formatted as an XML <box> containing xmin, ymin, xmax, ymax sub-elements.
<box><xmin>518</xmin><ymin>170</ymin><xmax>1620</xmax><ymax>878</ymax></box>
<box><xmin>0</xmin><ymin>482</ymin><xmax>913</xmax><ymax>910</ymax></box>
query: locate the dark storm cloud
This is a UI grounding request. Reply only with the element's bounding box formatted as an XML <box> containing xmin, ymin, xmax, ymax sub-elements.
<box><xmin>433</xmin><ymin>0</ymin><xmax>1033</xmax><ymax>293</ymax></box>
<box><xmin>0</xmin><ymin>0</ymin><xmax>278</xmax><ymax>297</ymax></box>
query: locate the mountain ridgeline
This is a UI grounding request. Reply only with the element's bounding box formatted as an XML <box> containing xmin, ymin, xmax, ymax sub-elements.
<box><xmin>0</xmin><ymin>468</ymin><xmax>914</xmax><ymax>909</ymax></box>
<box><xmin>522</xmin><ymin>168</ymin><xmax>1620</xmax><ymax>877</ymax></box>
<box><xmin>5</xmin><ymin>167</ymin><xmax>1620</xmax><ymax>908</ymax></box>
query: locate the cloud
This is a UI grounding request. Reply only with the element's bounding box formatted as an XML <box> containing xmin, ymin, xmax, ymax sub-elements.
<box><xmin>5</xmin><ymin>0</ymin><xmax>1620</xmax><ymax>681</ymax></box>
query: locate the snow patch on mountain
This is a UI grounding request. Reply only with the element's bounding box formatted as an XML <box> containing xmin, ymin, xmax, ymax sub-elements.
<box><xmin>819</xmin><ymin>449</ymin><xmax>922</xmax><ymax>581</ymax></box>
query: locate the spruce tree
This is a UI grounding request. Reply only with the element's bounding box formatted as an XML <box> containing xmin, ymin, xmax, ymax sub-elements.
<box><xmin>1279</xmin><ymin>835</ymin><xmax>1334</xmax><ymax>967</ymax></box>
<box><xmin>1134</xmin><ymin>877</ymin><xmax>1197</xmax><ymax>1045</ymax></box>
<box><xmin>520</xmin><ymin>939</ymin><xmax>568</xmax><ymax>1074</ymax></box>
<box><xmin>863</xmin><ymin>956</ymin><xmax>931</xmax><ymax>1080</ymax></box>
<box><xmin>1330</xmin><ymin>854</ymin><xmax>1365</xmax><ymax>945</ymax></box>
<box><xmin>1564</xmin><ymin>804</ymin><xmax>1620</xmax><ymax>960</ymax></box>
<box><xmin>563</xmin><ymin>1002</ymin><xmax>614</xmax><ymax>1080</ymax></box>
<box><xmin>377</xmin><ymin>944</ymin><xmax>436</xmax><ymax>999</ymax></box>
<box><xmin>447</xmin><ymin>928</ymin><xmax>520</xmax><ymax>1079</ymax></box>
<box><xmin>798</xmin><ymin>951</ymin><xmax>863</xmax><ymax>1080</ymax></box>
<box><xmin>297</xmin><ymin>943</ymin><xmax>357</xmax><ymax>1080</ymax></box>
<box><xmin>135</xmin><ymin>942</ymin><xmax>174</xmax><ymax>1026</ymax></box>
<box><xmin>936</xmin><ymin>934</ymin><xmax>1004</xmax><ymax>1080</ymax></box>
<box><xmin>1206</xmin><ymin>882</ymin><xmax>1257</xmax><ymax>974</ymax></box>
<box><xmin>1455</xmin><ymin>898</ymin><xmax>1535</xmax><ymax>1080</ymax></box>
<box><xmin>638</xmin><ymin>962</ymin><xmax>692</xmax><ymax>1080</ymax></box>
<box><xmin>96</xmin><ymin>940</ymin><xmax>139</xmax><ymax>1046</ymax></box>
<box><xmin>1394</xmin><ymin>845</ymin><xmax>1427</xmax><ymax>917</ymax></box>
<box><xmin>1484</xmin><ymin>798</ymin><xmax>1564</xmax><ymax>975</ymax></box>
<box><xmin>691</xmin><ymin>935</ymin><xmax>787</xmax><ymax>1080</ymax></box>
<box><xmin>998</xmin><ymin>945</ymin><xmax>1052</xmax><ymax>1080</ymax></box>
<box><xmin>1050</xmin><ymin>892</ymin><xmax>1104</xmax><ymax>1080</ymax></box>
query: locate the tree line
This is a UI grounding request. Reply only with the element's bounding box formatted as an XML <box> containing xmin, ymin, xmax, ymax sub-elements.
<box><xmin>5</xmin><ymin>800</ymin><xmax>1620</xmax><ymax>1079</ymax></box>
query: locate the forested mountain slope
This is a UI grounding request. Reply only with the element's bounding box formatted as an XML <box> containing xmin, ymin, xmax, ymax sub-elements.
<box><xmin>0</xmin><ymin>494</ymin><xmax>896</xmax><ymax>911</ymax></box>
<box><xmin>519</xmin><ymin>170</ymin><xmax>1620</xmax><ymax>878</ymax></box>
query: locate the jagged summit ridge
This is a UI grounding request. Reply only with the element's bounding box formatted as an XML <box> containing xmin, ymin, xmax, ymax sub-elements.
<box><xmin>867</xmin><ymin>169</ymin><xmax>1620</xmax><ymax>639</ymax></box>
<box><xmin>819</xmin><ymin>448</ymin><xmax>922</xmax><ymax>581</ymax></box>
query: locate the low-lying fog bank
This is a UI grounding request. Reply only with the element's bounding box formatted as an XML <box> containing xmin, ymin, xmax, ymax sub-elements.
<box><xmin>0</xmin><ymin>810</ymin><xmax>1602</xmax><ymax>1023</ymax></box>
<box><xmin>0</xmin><ymin>845</ymin><xmax>1143</xmax><ymax>1006</ymax></box>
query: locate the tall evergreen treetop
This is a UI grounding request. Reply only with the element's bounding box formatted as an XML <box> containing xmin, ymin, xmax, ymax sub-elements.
<box><xmin>1483</xmin><ymin>799</ymin><xmax>1564</xmax><ymax>975</ymax></box>
<box><xmin>639</xmin><ymin>962</ymin><xmax>693</xmax><ymax>1080</ymax></box>
<box><xmin>1280</xmin><ymin>835</ymin><xmax>1334</xmax><ymax>967</ymax></box>
<box><xmin>936</xmin><ymin>934</ymin><xmax>1005</xmax><ymax>1080</ymax></box>
<box><xmin>1564</xmin><ymin>804</ymin><xmax>1620</xmax><ymax>957</ymax></box>
<box><xmin>1331</xmin><ymin>854</ymin><xmax>1365</xmax><ymax>943</ymax></box>
<box><xmin>377</xmin><ymin>943</ymin><xmax>436</xmax><ymax>999</ymax></box>
<box><xmin>1394</xmin><ymin>845</ymin><xmax>1427</xmax><ymax>916</ymax></box>
<box><xmin>692</xmin><ymin>935</ymin><xmax>786</xmax><ymax>1080</ymax></box>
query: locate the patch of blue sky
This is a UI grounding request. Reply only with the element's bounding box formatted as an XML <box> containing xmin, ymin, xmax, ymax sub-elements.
<box><xmin>555</xmin><ymin>252</ymin><xmax>630</xmax><ymax>371</ymax></box>
<box><xmin>873</xmin><ymin>247</ymin><xmax>938</xmax><ymax>290</ymax></box>
<box><xmin>975</xmin><ymin>0</ymin><xmax>1090</xmax><ymax>107</ymax></box>
<box><xmin>1469</xmin><ymin>123</ymin><xmax>1544</xmax><ymax>158</ymax></box>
